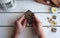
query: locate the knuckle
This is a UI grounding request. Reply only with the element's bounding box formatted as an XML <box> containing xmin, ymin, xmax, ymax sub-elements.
<box><xmin>16</xmin><ymin>21</ymin><xmax>19</xmax><ymax>23</ymax></box>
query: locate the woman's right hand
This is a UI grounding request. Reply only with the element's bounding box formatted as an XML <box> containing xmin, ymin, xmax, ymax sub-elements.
<box><xmin>32</xmin><ymin>14</ymin><xmax>46</xmax><ymax>38</ymax></box>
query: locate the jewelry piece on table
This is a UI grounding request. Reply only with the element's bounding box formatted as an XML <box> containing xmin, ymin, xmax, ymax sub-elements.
<box><xmin>51</xmin><ymin>7</ymin><xmax>58</xmax><ymax>14</ymax></box>
<box><xmin>47</xmin><ymin>0</ymin><xmax>50</xmax><ymax>4</ymax></box>
<box><xmin>47</xmin><ymin>15</ymin><xmax>57</xmax><ymax>27</ymax></box>
<box><xmin>47</xmin><ymin>15</ymin><xmax>57</xmax><ymax>33</ymax></box>
<box><xmin>51</xmin><ymin>28</ymin><xmax>57</xmax><ymax>32</ymax></box>
<box><xmin>51</xmin><ymin>20</ymin><xmax>57</xmax><ymax>27</ymax></box>
<box><xmin>52</xmin><ymin>15</ymin><xmax>57</xmax><ymax>19</ymax></box>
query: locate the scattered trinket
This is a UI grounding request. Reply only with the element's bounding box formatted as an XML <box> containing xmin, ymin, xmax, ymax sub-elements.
<box><xmin>47</xmin><ymin>0</ymin><xmax>50</xmax><ymax>4</ymax></box>
<box><xmin>51</xmin><ymin>7</ymin><xmax>58</xmax><ymax>13</ymax></box>
<box><xmin>25</xmin><ymin>10</ymin><xmax>34</xmax><ymax>25</ymax></box>
<box><xmin>47</xmin><ymin>17</ymin><xmax>52</xmax><ymax>23</ymax></box>
<box><xmin>52</xmin><ymin>15</ymin><xmax>57</xmax><ymax>19</ymax></box>
<box><xmin>51</xmin><ymin>28</ymin><xmax>57</xmax><ymax>32</ymax></box>
<box><xmin>51</xmin><ymin>20</ymin><xmax>57</xmax><ymax>26</ymax></box>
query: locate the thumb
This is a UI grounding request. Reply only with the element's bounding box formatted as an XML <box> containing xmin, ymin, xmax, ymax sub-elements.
<box><xmin>23</xmin><ymin>19</ymin><xmax>27</xmax><ymax>27</ymax></box>
<box><xmin>32</xmin><ymin>23</ymin><xmax>36</xmax><ymax>29</ymax></box>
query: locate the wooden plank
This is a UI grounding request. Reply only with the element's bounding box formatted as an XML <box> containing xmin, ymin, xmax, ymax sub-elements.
<box><xmin>0</xmin><ymin>1</ymin><xmax>55</xmax><ymax>12</ymax></box>
<box><xmin>0</xmin><ymin>27</ymin><xmax>60</xmax><ymax>38</ymax></box>
<box><xmin>0</xmin><ymin>27</ymin><xmax>14</xmax><ymax>38</ymax></box>
<box><xmin>0</xmin><ymin>13</ymin><xmax>23</xmax><ymax>26</ymax></box>
<box><xmin>16</xmin><ymin>0</ymin><xmax>33</xmax><ymax>1</ymax></box>
<box><xmin>0</xmin><ymin>13</ymin><xmax>60</xmax><ymax>26</ymax></box>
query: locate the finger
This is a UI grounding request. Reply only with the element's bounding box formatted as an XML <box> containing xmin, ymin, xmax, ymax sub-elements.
<box><xmin>16</xmin><ymin>14</ymin><xmax>25</xmax><ymax>22</ymax></box>
<box><xmin>33</xmin><ymin>14</ymin><xmax>43</xmax><ymax>27</ymax></box>
<box><xmin>16</xmin><ymin>14</ymin><xmax>24</xmax><ymax>21</ymax></box>
<box><xmin>15</xmin><ymin>15</ymin><xmax>25</xmax><ymax>26</ymax></box>
<box><xmin>32</xmin><ymin>23</ymin><xmax>36</xmax><ymax>29</ymax></box>
<box><xmin>23</xmin><ymin>19</ymin><xmax>27</xmax><ymax>27</ymax></box>
<box><xmin>19</xmin><ymin>15</ymin><xmax>25</xmax><ymax>23</ymax></box>
<box><xmin>34</xmin><ymin>14</ymin><xmax>40</xmax><ymax>24</ymax></box>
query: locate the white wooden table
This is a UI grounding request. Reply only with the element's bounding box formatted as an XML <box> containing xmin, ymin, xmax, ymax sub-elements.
<box><xmin>0</xmin><ymin>0</ymin><xmax>60</xmax><ymax>38</ymax></box>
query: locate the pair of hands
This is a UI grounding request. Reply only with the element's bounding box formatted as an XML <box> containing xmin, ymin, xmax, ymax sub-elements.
<box><xmin>14</xmin><ymin>14</ymin><xmax>46</xmax><ymax>38</ymax></box>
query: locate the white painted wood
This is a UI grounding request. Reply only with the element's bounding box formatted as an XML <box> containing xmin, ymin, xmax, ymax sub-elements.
<box><xmin>0</xmin><ymin>27</ymin><xmax>60</xmax><ymax>38</ymax></box>
<box><xmin>0</xmin><ymin>13</ymin><xmax>60</xmax><ymax>26</ymax></box>
<box><xmin>0</xmin><ymin>1</ymin><xmax>60</xmax><ymax>12</ymax></box>
<box><xmin>16</xmin><ymin>0</ymin><xmax>33</xmax><ymax>1</ymax></box>
<box><xmin>0</xmin><ymin>1</ymin><xmax>60</xmax><ymax>38</ymax></box>
<box><xmin>44</xmin><ymin>27</ymin><xmax>60</xmax><ymax>38</ymax></box>
<box><xmin>0</xmin><ymin>27</ymin><xmax>14</xmax><ymax>38</ymax></box>
<box><xmin>0</xmin><ymin>13</ymin><xmax>23</xmax><ymax>26</ymax></box>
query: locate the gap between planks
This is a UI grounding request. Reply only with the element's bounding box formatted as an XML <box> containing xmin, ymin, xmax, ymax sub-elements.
<box><xmin>0</xmin><ymin>12</ymin><xmax>60</xmax><ymax>13</ymax></box>
<box><xmin>0</xmin><ymin>26</ymin><xmax>60</xmax><ymax>27</ymax></box>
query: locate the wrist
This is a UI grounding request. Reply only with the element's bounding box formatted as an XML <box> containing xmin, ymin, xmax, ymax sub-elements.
<box><xmin>12</xmin><ymin>31</ymin><xmax>20</xmax><ymax>38</ymax></box>
<box><xmin>16</xmin><ymin>30</ymin><xmax>20</xmax><ymax>35</ymax></box>
<box><xmin>36</xmin><ymin>33</ymin><xmax>41</xmax><ymax>38</ymax></box>
<box><xmin>38</xmin><ymin>35</ymin><xmax>41</xmax><ymax>38</ymax></box>
<box><xmin>38</xmin><ymin>34</ymin><xmax>46</xmax><ymax>38</ymax></box>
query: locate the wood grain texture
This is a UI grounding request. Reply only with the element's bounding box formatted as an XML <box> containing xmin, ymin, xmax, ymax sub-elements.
<box><xmin>0</xmin><ymin>13</ymin><xmax>60</xmax><ymax>26</ymax></box>
<box><xmin>0</xmin><ymin>1</ymin><xmax>51</xmax><ymax>12</ymax></box>
<box><xmin>0</xmin><ymin>1</ymin><xmax>60</xmax><ymax>12</ymax></box>
<box><xmin>0</xmin><ymin>27</ymin><xmax>60</xmax><ymax>38</ymax></box>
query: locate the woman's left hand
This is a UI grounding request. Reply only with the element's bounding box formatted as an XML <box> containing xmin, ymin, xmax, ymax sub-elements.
<box><xmin>15</xmin><ymin>15</ymin><xmax>27</xmax><ymax>34</ymax></box>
